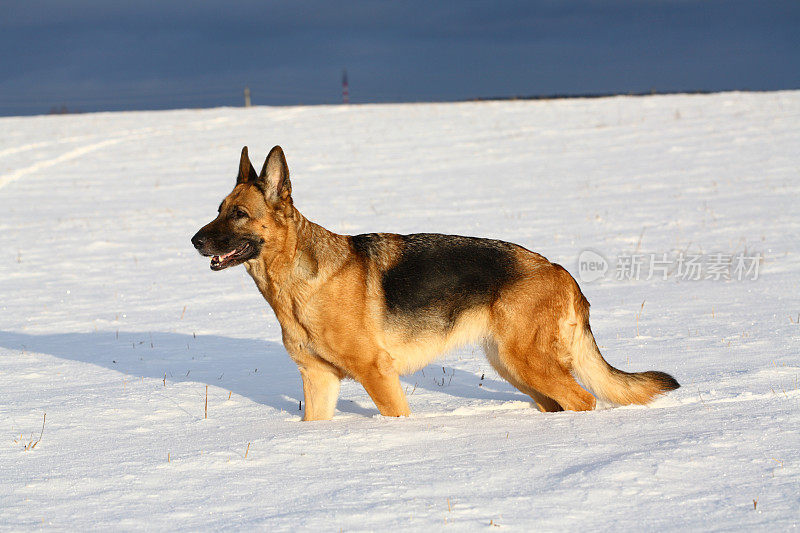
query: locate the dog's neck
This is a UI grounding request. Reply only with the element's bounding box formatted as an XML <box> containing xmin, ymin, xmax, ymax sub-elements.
<box><xmin>244</xmin><ymin>206</ymin><xmax>348</xmax><ymax>310</ymax></box>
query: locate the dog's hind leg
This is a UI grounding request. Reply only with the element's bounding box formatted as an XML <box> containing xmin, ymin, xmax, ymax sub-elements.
<box><xmin>488</xmin><ymin>317</ymin><xmax>596</xmax><ymax>412</ymax></box>
<box><xmin>483</xmin><ymin>339</ymin><xmax>563</xmax><ymax>412</ymax></box>
<box><xmin>498</xmin><ymin>339</ymin><xmax>595</xmax><ymax>412</ymax></box>
<box><xmin>488</xmin><ymin>265</ymin><xmax>596</xmax><ymax>412</ymax></box>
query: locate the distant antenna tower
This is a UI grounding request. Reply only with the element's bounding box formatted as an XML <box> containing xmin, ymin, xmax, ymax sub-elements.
<box><xmin>244</xmin><ymin>86</ymin><xmax>251</xmax><ymax>107</ymax></box>
<box><xmin>342</xmin><ymin>69</ymin><xmax>349</xmax><ymax>104</ymax></box>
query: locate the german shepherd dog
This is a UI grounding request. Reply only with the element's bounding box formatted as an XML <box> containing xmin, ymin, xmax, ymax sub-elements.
<box><xmin>192</xmin><ymin>146</ymin><xmax>679</xmax><ymax>420</ymax></box>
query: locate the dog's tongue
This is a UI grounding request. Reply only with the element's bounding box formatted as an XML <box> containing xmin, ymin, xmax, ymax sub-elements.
<box><xmin>214</xmin><ymin>249</ymin><xmax>237</xmax><ymax>262</ymax></box>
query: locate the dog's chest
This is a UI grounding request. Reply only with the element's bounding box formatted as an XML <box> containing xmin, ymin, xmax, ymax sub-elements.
<box><xmin>257</xmin><ymin>278</ymin><xmax>320</xmax><ymax>340</ymax></box>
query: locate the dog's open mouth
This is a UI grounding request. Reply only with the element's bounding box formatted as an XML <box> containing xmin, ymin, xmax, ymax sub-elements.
<box><xmin>210</xmin><ymin>243</ymin><xmax>253</xmax><ymax>271</ymax></box>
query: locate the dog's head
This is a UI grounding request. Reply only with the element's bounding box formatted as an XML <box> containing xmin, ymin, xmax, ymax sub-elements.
<box><xmin>191</xmin><ymin>145</ymin><xmax>294</xmax><ymax>271</ymax></box>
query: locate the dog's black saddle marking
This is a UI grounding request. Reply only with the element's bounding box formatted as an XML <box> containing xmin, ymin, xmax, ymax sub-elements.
<box><xmin>382</xmin><ymin>233</ymin><xmax>519</xmax><ymax>329</ymax></box>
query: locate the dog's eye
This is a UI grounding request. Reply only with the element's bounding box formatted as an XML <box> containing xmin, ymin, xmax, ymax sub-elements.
<box><xmin>232</xmin><ymin>209</ymin><xmax>248</xmax><ymax>220</ymax></box>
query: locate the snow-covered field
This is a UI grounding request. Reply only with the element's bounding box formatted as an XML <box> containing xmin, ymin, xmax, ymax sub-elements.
<box><xmin>1</xmin><ymin>91</ymin><xmax>798</xmax><ymax>530</ymax></box>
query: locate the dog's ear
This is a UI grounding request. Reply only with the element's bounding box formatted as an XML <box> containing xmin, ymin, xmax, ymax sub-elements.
<box><xmin>237</xmin><ymin>146</ymin><xmax>258</xmax><ymax>185</ymax></box>
<box><xmin>258</xmin><ymin>145</ymin><xmax>292</xmax><ymax>201</ymax></box>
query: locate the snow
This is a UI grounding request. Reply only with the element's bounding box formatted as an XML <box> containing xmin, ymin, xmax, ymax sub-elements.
<box><xmin>1</xmin><ymin>91</ymin><xmax>799</xmax><ymax>530</ymax></box>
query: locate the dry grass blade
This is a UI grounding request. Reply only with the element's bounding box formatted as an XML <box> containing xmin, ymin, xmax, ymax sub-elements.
<box><xmin>636</xmin><ymin>300</ymin><xmax>646</xmax><ymax>338</ymax></box>
<box><xmin>24</xmin><ymin>413</ymin><xmax>46</xmax><ymax>451</ymax></box>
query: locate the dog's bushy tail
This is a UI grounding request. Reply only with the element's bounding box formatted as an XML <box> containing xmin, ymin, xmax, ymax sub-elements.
<box><xmin>569</xmin><ymin>294</ymin><xmax>679</xmax><ymax>405</ymax></box>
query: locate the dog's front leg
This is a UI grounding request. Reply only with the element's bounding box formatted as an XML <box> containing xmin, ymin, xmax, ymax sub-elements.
<box><xmin>353</xmin><ymin>352</ymin><xmax>411</xmax><ymax>418</ymax></box>
<box><xmin>298</xmin><ymin>360</ymin><xmax>342</xmax><ymax>421</ymax></box>
<box><xmin>286</xmin><ymin>342</ymin><xmax>343</xmax><ymax>421</ymax></box>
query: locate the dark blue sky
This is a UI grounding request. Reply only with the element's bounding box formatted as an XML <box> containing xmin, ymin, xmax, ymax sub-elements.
<box><xmin>1</xmin><ymin>0</ymin><xmax>798</xmax><ymax>116</ymax></box>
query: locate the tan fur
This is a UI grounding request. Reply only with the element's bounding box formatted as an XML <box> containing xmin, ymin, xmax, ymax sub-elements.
<box><xmin>567</xmin><ymin>293</ymin><xmax>677</xmax><ymax>405</ymax></box>
<box><xmin>195</xmin><ymin>146</ymin><xmax>678</xmax><ymax>420</ymax></box>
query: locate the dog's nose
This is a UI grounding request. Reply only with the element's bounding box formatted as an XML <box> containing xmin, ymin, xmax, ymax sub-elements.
<box><xmin>191</xmin><ymin>232</ymin><xmax>206</xmax><ymax>250</ymax></box>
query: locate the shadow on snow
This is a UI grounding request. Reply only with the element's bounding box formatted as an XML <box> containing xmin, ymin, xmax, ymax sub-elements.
<box><xmin>0</xmin><ymin>330</ymin><xmax>531</xmax><ymax>418</ymax></box>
